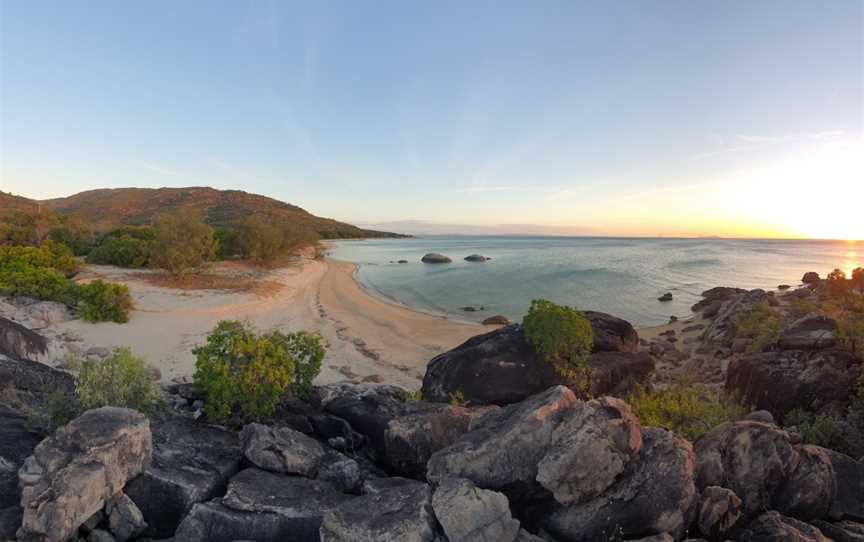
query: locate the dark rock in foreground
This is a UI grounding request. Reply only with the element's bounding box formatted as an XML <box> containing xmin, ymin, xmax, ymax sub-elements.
<box><xmin>0</xmin><ymin>406</ymin><xmax>44</xmax><ymax>540</ymax></box>
<box><xmin>125</xmin><ymin>414</ymin><xmax>242</xmax><ymax>538</ymax></box>
<box><xmin>725</xmin><ymin>349</ymin><xmax>861</xmax><ymax>420</ymax></box>
<box><xmin>421</xmin><ymin>323</ymin><xmax>651</xmax><ymax>405</ymax></box>
<box><xmin>175</xmin><ymin>468</ymin><xmax>354</xmax><ymax>542</ymax></box>
<box><xmin>779</xmin><ymin>314</ymin><xmax>838</xmax><ymax>350</ymax></box>
<box><xmin>737</xmin><ymin>511</ymin><xmax>830</xmax><ymax>541</ymax></box>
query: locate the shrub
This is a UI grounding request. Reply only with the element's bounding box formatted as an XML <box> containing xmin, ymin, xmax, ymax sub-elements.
<box><xmin>77</xmin><ymin>280</ymin><xmax>134</xmax><ymax>323</ymax></box>
<box><xmin>448</xmin><ymin>390</ymin><xmax>467</xmax><ymax>407</ymax></box>
<box><xmin>523</xmin><ymin>299</ymin><xmax>594</xmax><ymax>394</ymax></box>
<box><xmin>826</xmin><ymin>268</ymin><xmax>850</xmax><ymax>298</ymax></box>
<box><xmin>48</xmin><ymin>227</ymin><xmax>93</xmax><ymax>256</ymax></box>
<box><xmin>735</xmin><ymin>302</ymin><xmax>782</xmax><ymax>352</ymax></box>
<box><xmin>0</xmin><ymin>263</ymin><xmax>79</xmax><ymax>305</ymax></box>
<box><xmin>837</xmin><ymin>313</ymin><xmax>864</xmax><ymax>360</ymax></box>
<box><xmin>853</xmin><ymin>267</ymin><xmax>864</xmax><ymax>292</ymax></box>
<box><xmin>150</xmin><ymin>213</ymin><xmax>217</xmax><ymax>277</ymax></box>
<box><xmin>788</xmin><ymin>298</ymin><xmax>819</xmax><ymax>319</ymax></box>
<box><xmin>86</xmin><ymin>235</ymin><xmax>151</xmax><ymax>268</ymax></box>
<box><xmin>193</xmin><ymin>321</ymin><xmax>325</xmax><ymax>422</ymax></box>
<box><xmin>784</xmin><ymin>409</ymin><xmax>849</xmax><ymax>453</ymax></box>
<box><xmin>71</xmin><ymin>347</ymin><xmax>162</xmax><ymax>413</ymax></box>
<box><xmin>29</xmin><ymin>391</ymin><xmax>82</xmax><ymax>432</ymax></box>
<box><xmin>0</xmin><ymin>240</ymin><xmax>78</xmax><ymax>277</ymax></box>
<box><xmin>214</xmin><ymin>227</ymin><xmax>240</xmax><ymax>260</ymax></box>
<box><xmin>627</xmin><ymin>383</ymin><xmax>746</xmax><ymax>440</ymax></box>
<box><xmin>237</xmin><ymin>216</ymin><xmax>285</xmax><ymax>262</ymax></box>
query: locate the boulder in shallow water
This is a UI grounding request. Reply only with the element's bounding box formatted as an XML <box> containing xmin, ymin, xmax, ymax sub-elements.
<box><xmin>421</xmin><ymin>253</ymin><xmax>452</xmax><ymax>264</ymax></box>
<box><xmin>17</xmin><ymin>407</ymin><xmax>152</xmax><ymax>542</ymax></box>
<box><xmin>464</xmin><ymin>254</ymin><xmax>489</xmax><ymax>262</ymax></box>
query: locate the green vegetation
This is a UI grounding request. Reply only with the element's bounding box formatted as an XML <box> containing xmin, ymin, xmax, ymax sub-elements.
<box><xmin>448</xmin><ymin>390</ymin><xmax>467</xmax><ymax>407</ymax></box>
<box><xmin>406</xmin><ymin>389</ymin><xmax>423</xmax><ymax>402</ymax></box>
<box><xmin>784</xmin><ymin>375</ymin><xmax>864</xmax><ymax>458</ymax></box>
<box><xmin>150</xmin><ymin>213</ymin><xmax>217</xmax><ymax>277</ymax></box>
<box><xmin>31</xmin><ymin>348</ymin><xmax>162</xmax><ymax>431</ymax></box>
<box><xmin>788</xmin><ymin>297</ymin><xmax>819</xmax><ymax>319</ymax></box>
<box><xmin>0</xmin><ymin>241</ymin><xmax>132</xmax><ymax>323</ymax></box>
<box><xmin>86</xmin><ymin>227</ymin><xmax>154</xmax><ymax>268</ymax></box>
<box><xmin>627</xmin><ymin>383</ymin><xmax>746</xmax><ymax>440</ymax></box>
<box><xmin>735</xmin><ymin>301</ymin><xmax>782</xmax><ymax>352</ymax></box>
<box><xmin>523</xmin><ymin>298</ymin><xmax>594</xmax><ymax>395</ymax></box>
<box><xmin>193</xmin><ymin>320</ymin><xmax>325</xmax><ymax>422</ymax></box>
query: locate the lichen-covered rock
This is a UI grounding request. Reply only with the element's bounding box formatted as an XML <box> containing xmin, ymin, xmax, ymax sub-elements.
<box><xmin>431</xmin><ymin>477</ymin><xmax>520</xmax><ymax>542</ymax></box>
<box><xmin>737</xmin><ymin>511</ymin><xmax>829</xmax><ymax>542</ymax></box>
<box><xmin>694</xmin><ymin>420</ymin><xmax>799</xmax><ymax>518</ymax></box>
<box><xmin>697</xmin><ymin>486</ymin><xmax>742</xmax><ymax>540</ymax></box>
<box><xmin>317</xmin><ymin>452</ymin><xmax>361</xmax><ymax>493</ymax></box>
<box><xmin>319</xmin><ymin>482</ymin><xmax>438</xmax><ymax>542</ymax></box>
<box><xmin>824</xmin><ymin>449</ymin><xmax>864</xmax><ymax>522</ymax></box>
<box><xmin>543</xmin><ymin>428</ymin><xmax>697</xmax><ymax>542</ymax></box>
<box><xmin>536</xmin><ymin>396</ymin><xmax>642</xmax><ymax>505</ymax></box>
<box><xmin>240</xmin><ymin>423</ymin><xmax>326</xmax><ymax>477</ymax></box>
<box><xmin>725</xmin><ymin>349</ymin><xmax>861</xmax><ymax>420</ymax></box>
<box><xmin>124</xmin><ymin>414</ymin><xmax>241</xmax><ymax>538</ymax></box>
<box><xmin>17</xmin><ymin>407</ymin><xmax>152</xmax><ymax>542</ymax></box>
<box><xmin>775</xmin><ymin>445</ymin><xmax>836</xmax><ymax>521</ymax></box>
<box><xmin>174</xmin><ymin>468</ymin><xmax>354</xmax><ymax>542</ymax></box>
<box><xmin>384</xmin><ymin>405</ymin><xmax>497</xmax><ymax>478</ymax></box>
<box><xmin>426</xmin><ymin>386</ymin><xmax>578</xmax><ymax>488</ymax></box>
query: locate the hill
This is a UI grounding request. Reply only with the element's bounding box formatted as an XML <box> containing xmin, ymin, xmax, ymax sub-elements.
<box><xmin>10</xmin><ymin>186</ymin><xmax>405</xmax><ymax>238</ymax></box>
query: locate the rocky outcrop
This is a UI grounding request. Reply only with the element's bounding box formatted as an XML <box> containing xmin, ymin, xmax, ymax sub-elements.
<box><xmin>697</xmin><ymin>486</ymin><xmax>742</xmax><ymax>540</ymax></box>
<box><xmin>426</xmin><ymin>386</ymin><xmax>578</xmax><ymax>488</ymax></box>
<box><xmin>812</xmin><ymin>519</ymin><xmax>864</xmax><ymax>541</ymax></box>
<box><xmin>240</xmin><ymin>423</ymin><xmax>326</xmax><ymax>477</ymax></box>
<box><xmin>700</xmin><ymin>289</ymin><xmax>768</xmax><ymax>346</ymax></box>
<box><xmin>824</xmin><ymin>449</ymin><xmax>864</xmax><ymax>522</ymax></box>
<box><xmin>0</xmin><ymin>354</ymin><xmax>74</xmax><ymax>411</ymax></box>
<box><xmin>174</xmin><ymin>468</ymin><xmax>354</xmax><ymax>542</ymax></box>
<box><xmin>543</xmin><ymin>427</ymin><xmax>697</xmax><ymax>542</ymax></box>
<box><xmin>124</xmin><ymin>414</ymin><xmax>241</xmax><ymax>538</ymax></box>
<box><xmin>319</xmin><ymin>482</ymin><xmax>437</xmax><ymax>542</ymax></box>
<box><xmin>779</xmin><ymin>314</ymin><xmax>838</xmax><ymax>350</ymax></box>
<box><xmin>482</xmin><ymin>315</ymin><xmax>511</xmax><ymax>326</ymax></box>
<box><xmin>535</xmin><ymin>397</ymin><xmax>642</xmax><ymax>505</ymax></box>
<box><xmin>691</xmin><ymin>287</ymin><xmax>748</xmax><ymax>314</ymax></box>
<box><xmin>0</xmin><ymin>316</ymin><xmax>47</xmax><ymax>361</ymax></box>
<box><xmin>583</xmin><ymin>310</ymin><xmax>640</xmax><ymax>353</ymax></box>
<box><xmin>0</xmin><ymin>406</ymin><xmax>44</xmax><ymax>540</ymax></box>
<box><xmin>421</xmin><ymin>253</ymin><xmax>452</xmax><ymax>264</ymax></box>
<box><xmin>737</xmin><ymin>511</ymin><xmax>830</xmax><ymax>541</ymax></box>
<box><xmin>421</xmin><ymin>324</ymin><xmax>651</xmax><ymax>406</ymax></box>
<box><xmin>725</xmin><ymin>349</ymin><xmax>862</xmax><ymax>419</ymax></box>
<box><xmin>17</xmin><ymin>407</ymin><xmax>152</xmax><ymax>542</ymax></box>
<box><xmin>432</xmin><ymin>477</ymin><xmax>520</xmax><ymax>542</ymax></box>
<box><xmin>775</xmin><ymin>445</ymin><xmax>836</xmax><ymax>521</ymax></box>
<box><xmin>383</xmin><ymin>405</ymin><xmax>497</xmax><ymax>478</ymax></box>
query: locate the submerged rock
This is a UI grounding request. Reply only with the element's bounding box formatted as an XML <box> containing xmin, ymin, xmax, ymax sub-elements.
<box><xmin>464</xmin><ymin>254</ymin><xmax>489</xmax><ymax>262</ymax></box>
<box><xmin>421</xmin><ymin>253</ymin><xmax>452</xmax><ymax>264</ymax></box>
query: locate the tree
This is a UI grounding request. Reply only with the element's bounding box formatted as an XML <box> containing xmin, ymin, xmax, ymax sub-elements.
<box><xmin>852</xmin><ymin>267</ymin><xmax>864</xmax><ymax>292</ymax></box>
<box><xmin>236</xmin><ymin>216</ymin><xmax>284</xmax><ymax>262</ymax></box>
<box><xmin>150</xmin><ymin>213</ymin><xmax>216</xmax><ymax>277</ymax></box>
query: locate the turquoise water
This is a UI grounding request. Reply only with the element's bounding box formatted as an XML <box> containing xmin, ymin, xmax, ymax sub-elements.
<box><xmin>328</xmin><ymin>237</ymin><xmax>863</xmax><ymax>327</ymax></box>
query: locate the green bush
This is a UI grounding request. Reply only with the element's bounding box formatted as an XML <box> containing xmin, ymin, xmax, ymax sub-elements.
<box><xmin>523</xmin><ymin>298</ymin><xmax>594</xmax><ymax>394</ymax></box>
<box><xmin>735</xmin><ymin>302</ymin><xmax>782</xmax><ymax>352</ymax></box>
<box><xmin>71</xmin><ymin>347</ymin><xmax>162</xmax><ymax>413</ymax></box>
<box><xmin>77</xmin><ymin>280</ymin><xmax>134</xmax><ymax>323</ymax></box>
<box><xmin>193</xmin><ymin>321</ymin><xmax>325</xmax><ymax>422</ymax></box>
<box><xmin>214</xmin><ymin>227</ymin><xmax>240</xmax><ymax>260</ymax></box>
<box><xmin>788</xmin><ymin>298</ymin><xmax>819</xmax><ymax>319</ymax></box>
<box><xmin>0</xmin><ymin>263</ymin><xmax>79</xmax><ymax>305</ymax></box>
<box><xmin>29</xmin><ymin>390</ymin><xmax>82</xmax><ymax>432</ymax></box>
<box><xmin>627</xmin><ymin>383</ymin><xmax>746</xmax><ymax>440</ymax></box>
<box><xmin>784</xmin><ymin>409</ymin><xmax>849</xmax><ymax>453</ymax></box>
<box><xmin>0</xmin><ymin>240</ymin><xmax>78</xmax><ymax>277</ymax></box>
<box><xmin>86</xmin><ymin>235</ymin><xmax>151</xmax><ymax>268</ymax></box>
<box><xmin>48</xmin><ymin>227</ymin><xmax>93</xmax><ymax>256</ymax></box>
<box><xmin>150</xmin><ymin>213</ymin><xmax>217</xmax><ymax>277</ymax></box>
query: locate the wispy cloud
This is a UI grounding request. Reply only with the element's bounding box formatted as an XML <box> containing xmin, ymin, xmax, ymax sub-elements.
<box><xmin>693</xmin><ymin>130</ymin><xmax>846</xmax><ymax>160</ymax></box>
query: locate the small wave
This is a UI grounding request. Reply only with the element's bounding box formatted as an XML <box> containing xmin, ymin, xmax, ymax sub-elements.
<box><xmin>666</xmin><ymin>258</ymin><xmax>722</xmax><ymax>269</ymax></box>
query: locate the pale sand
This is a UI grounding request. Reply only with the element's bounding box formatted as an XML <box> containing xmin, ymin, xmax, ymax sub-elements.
<box><xmin>49</xmin><ymin>257</ymin><xmax>483</xmax><ymax>390</ymax></box>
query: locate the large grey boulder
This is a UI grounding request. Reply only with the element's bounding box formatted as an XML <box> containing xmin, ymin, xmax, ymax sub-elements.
<box><xmin>421</xmin><ymin>253</ymin><xmax>452</xmax><ymax>264</ymax></box>
<box><xmin>691</xmin><ymin>287</ymin><xmax>748</xmax><ymax>314</ymax></box>
<box><xmin>174</xmin><ymin>468</ymin><xmax>354</xmax><ymax>542</ymax></box>
<box><xmin>697</xmin><ymin>486</ymin><xmax>742</xmax><ymax>541</ymax></box>
<box><xmin>694</xmin><ymin>420</ymin><xmax>799</xmax><ymax>518</ymax></box>
<box><xmin>536</xmin><ymin>396</ymin><xmax>642</xmax><ymax>505</ymax></box>
<box><xmin>725</xmin><ymin>349</ymin><xmax>861</xmax><ymax>420</ymax></box>
<box><xmin>17</xmin><ymin>407</ymin><xmax>152</xmax><ymax>542</ymax></box>
<box><xmin>426</xmin><ymin>386</ymin><xmax>578</xmax><ymax>488</ymax></box>
<box><xmin>737</xmin><ymin>511</ymin><xmax>830</xmax><ymax>541</ymax></box>
<box><xmin>105</xmin><ymin>493</ymin><xmax>147</xmax><ymax>542</ymax></box>
<box><xmin>124</xmin><ymin>414</ymin><xmax>242</xmax><ymax>538</ymax></box>
<box><xmin>431</xmin><ymin>477</ymin><xmax>520</xmax><ymax>542</ymax></box>
<box><xmin>779</xmin><ymin>314</ymin><xmax>839</xmax><ymax>350</ymax></box>
<box><xmin>824</xmin><ymin>449</ymin><xmax>864</xmax><ymax>522</ymax></box>
<box><xmin>0</xmin><ymin>406</ymin><xmax>44</xmax><ymax>540</ymax></box>
<box><xmin>0</xmin><ymin>316</ymin><xmax>47</xmax><ymax>361</ymax></box>
<box><xmin>319</xmin><ymin>482</ymin><xmax>438</xmax><ymax>542</ymax></box>
<box><xmin>384</xmin><ymin>404</ymin><xmax>497</xmax><ymax>478</ymax></box>
<box><xmin>421</xmin><ymin>325</ymin><xmax>652</xmax><ymax>406</ymax></box>
<box><xmin>583</xmin><ymin>310</ymin><xmax>640</xmax><ymax>353</ymax></box>
<box><xmin>240</xmin><ymin>423</ymin><xmax>326</xmax><ymax>476</ymax></box>
<box><xmin>543</xmin><ymin>427</ymin><xmax>697</xmax><ymax>542</ymax></box>
<box><xmin>775</xmin><ymin>445</ymin><xmax>836</xmax><ymax>521</ymax></box>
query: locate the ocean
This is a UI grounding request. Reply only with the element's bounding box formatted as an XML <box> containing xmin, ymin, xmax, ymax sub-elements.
<box><xmin>328</xmin><ymin>237</ymin><xmax>863</xmax><ymax>327</ymax></box>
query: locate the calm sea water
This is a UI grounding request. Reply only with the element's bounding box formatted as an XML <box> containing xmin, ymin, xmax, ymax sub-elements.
<box><xmin>328</xmin><ymin>237</ymin><xmax>863</xmax><ymax>327</ymax></box>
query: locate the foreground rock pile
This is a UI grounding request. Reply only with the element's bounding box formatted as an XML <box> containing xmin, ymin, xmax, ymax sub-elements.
<box><xmin>2</xmin><ymin>372</ymin><xmax>862</xmax><ymax>541</ymax></box>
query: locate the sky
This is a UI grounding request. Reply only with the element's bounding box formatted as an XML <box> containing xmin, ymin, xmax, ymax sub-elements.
<box><xmin>1</xmin><ymin>1</ymin><xmax>862</xmax><ymax>239</ymax></box>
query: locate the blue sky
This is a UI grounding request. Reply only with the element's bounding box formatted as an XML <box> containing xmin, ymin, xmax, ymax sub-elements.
<box><xmin>1</xmin><ymin>1</ymin><xmax>862</xmax><ymax>238</ymax></box>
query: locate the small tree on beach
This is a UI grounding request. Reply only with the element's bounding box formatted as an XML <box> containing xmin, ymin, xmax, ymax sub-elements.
<box><xmin>150</xmin><ymin>212</ymin><xmax>216</xmax><ymax>277</ymax></box>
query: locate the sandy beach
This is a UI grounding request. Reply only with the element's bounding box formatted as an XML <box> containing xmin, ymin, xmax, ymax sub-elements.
<box><xmin>42</xmin><ymin>256</ymin><xmax>483</xmax><ymax>390</ymax></box>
